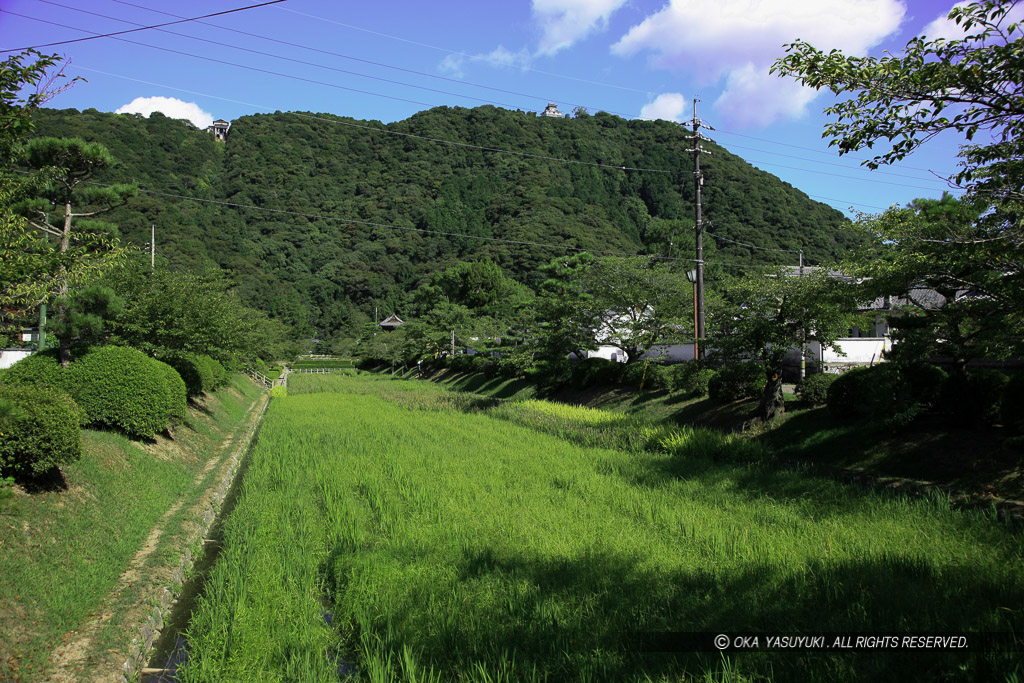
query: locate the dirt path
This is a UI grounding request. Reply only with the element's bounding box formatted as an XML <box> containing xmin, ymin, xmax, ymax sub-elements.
<box><xmin>42</xmin><ymin>392</ymin><xmax>268</xmax><ymax>682</ymax></box>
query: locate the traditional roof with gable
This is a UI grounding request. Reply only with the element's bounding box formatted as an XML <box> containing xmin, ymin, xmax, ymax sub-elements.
<box><xmin>379</xmin><ymin>314</ymin><xmax>404</xmax><ymax>328</ymax></box>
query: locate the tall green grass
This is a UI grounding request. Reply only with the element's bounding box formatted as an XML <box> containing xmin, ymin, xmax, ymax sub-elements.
<box><xmin>181</xmin><ymin>375</ymin><xmax>1023</xmax><ymax>681</ymax></box>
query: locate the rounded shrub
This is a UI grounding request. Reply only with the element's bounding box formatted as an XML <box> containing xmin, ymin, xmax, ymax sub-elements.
<box><xmin>796</xmin><ymin>373</ymin><xmax>837</xmax><ymax>406</ymax></box>
<box><xmin>0</xmin><ymin>350</ymin><xmax>66</xmax><ymax>390</ymax></box>
<box><xmin>192</xmin><ymin>354</ymin><xmax>227</xmax><ymax>392</ymax></box>
<box><xmin>827</xmin><ymin>367</ymin><xmax>880</xmax><ymax>418</ymax></box>
<box><xmin>827</xmin><ymin>364</ymin><xmax>927</xmax><ymax>425</ymax></box>
<box><xmin>708</xmin><ymin>363</ymin><xmax>766</xmax><ymax>404</ymax></box>
<box><xmin>162</xmin><ymin>353</ymin><xmax>204</xmax><ymax>398</ymax></box>
<box><xmin>572</xmin><ymin>358</ymin><xmax>621</xmax><ymax>388</ymax></box>
<box><xmin>152</xmin><ymin>359</ymin><xmax>187</xmax><ymax>424</ymax></box>
<box><xmin>494</xmin><ymin>351</ymin><xmax>535</xmax><ymax>378</ymax></box>
<box><xmin>686</xmin><ymin>369</ymin><xmax>717</xmax><ymax>397</ymax></box>
<box><xmin>527</xmin><ymin>359</ymin><xmax>573</xmax><ymax>395</ymax></box>
<box><xmin>672</xmin><ymin>363</ymin><xmax>716</xmax><ymax>396</ymax></box>
<box><xmin>0</xmin><ymin>384</ymin><xmax>83</xmax><ymax>475</ymax></box>
<box><xmin>622</xmin><ymin>362</ymin><xmax>672</xmax><ymax>391</ymax></box>
<box><xmin>902</xmin><ymin>363</ymin><xmax>948</xmax><ymax>405</ymax></box>
<box><xmin>66</xmin><ymin>345</ymin><xmax>173</xmax><ymax>439</ymax></box>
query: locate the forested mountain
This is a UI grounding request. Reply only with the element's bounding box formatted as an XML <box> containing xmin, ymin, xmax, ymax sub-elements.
<box><xmin>28</xmin><ymin>105</ymin><xmax>857</xmax><ymax>337</ymax></box>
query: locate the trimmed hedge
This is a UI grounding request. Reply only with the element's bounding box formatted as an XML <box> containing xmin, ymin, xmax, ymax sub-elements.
<box><xmin>66</xmin><ymin>346</ymin><xmax>174</xmax><ymax>439</ymax></box>
<box><xmin>163</xmin><ymin>352</ymin><xmax>205</xmax><ymax>398</ymax></box>
<box><xmin>708</xmin><ymin>363</ymin><xmax>766</xmax><ymax>404</ymax></box>
<box><xmin>671</xmin><ymin>363</ymin><xmax>716</xmax><ymax>396</ymax></box>
<box><xmin>0</xmin><ymin>384</ymin><xmax>84</xmax><ymax>475</ymax></box>
<box><xmin>0</xmin><ymin>350</ymin><xmax>65</xmax><ymax>390</ymax></box>
<box><xmin>571</xmin><ymin>358</ymin><xmax>621</xmax><ymax>388</ymax></box>
<box><xmin>827</xmin><ymin>363</ymin><xmax>947</xmax><ymax>426</ymax></box>
<box><xmin>193</xmin><ymin>354</ymin><xmax>228</xmax><ymax>392</ymax></box>
<box><xmin>153</xmin><ymin>359</ymin><xmax>188</xmax><ymax>424</ymax></box>
<box><xmin>796</xmin><ymin>373</ymin><xmax>837</xmax><ymax>406</ymax></box>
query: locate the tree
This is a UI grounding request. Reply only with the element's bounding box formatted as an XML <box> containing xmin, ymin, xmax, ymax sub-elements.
<box><xmin>0</xmin><ymin>51</ymin><xmax>81</xmax><ymax>340</ymax></box>
<box><xmin>0</xmin><ymin>50</ymin><xmax>76</xmax><ymax>160</ymax></box>
<box><xmin>846</xmin><ymin>193</ymin><xmax>1022</xmax><ymax>370</ymax></box>
<box><xmin>538</xmin><ymin>254</ymin><xmax>691</xmax><ymax>363</ymax></box>
<box><xmin>772</xmin><ymin>0</ymin><xmax>1023</xmax><ymax>393</ymax></box>
<box><xmin>14</xmin><ymin>137</ymin><xmax>135</xmax><ymax>365</ymax></box>
<box><xmin>17</xmin><ymin>137</ymin><xmax>136</xmax><ymax>253</ymax></box>
<box><xmin>104</xmin><ymin>258</ymin><xmax>290</xmax><ymax>366</ymax></box>
<box><xmin>711</xmin><ymin>268</ymin><xmax>860</xmax><ymax>421</ymax></box>
<box><xmin>48</xmin><ymin>284</ymin><xmax>124</xmax><ymax>353</ymax></box>
<box><xmin>772</xmin><ymin>0</ymin><xmax>1023</xmax><ymax>205</ymax></box>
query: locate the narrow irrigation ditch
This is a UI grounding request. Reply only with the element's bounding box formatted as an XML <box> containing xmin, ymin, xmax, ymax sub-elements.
<box><xmin>120</xmin><ymin>391</ymin><xmax>270</xmax><ymax>683</ymax></box>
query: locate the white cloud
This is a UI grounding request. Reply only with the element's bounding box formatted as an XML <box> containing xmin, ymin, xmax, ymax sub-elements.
<box><xmin>115</xmin><ymin>96</ymin><xmax>214</xmax><ymax>129</ymax></box>
<box><xmin>640</xmin><ymin>93</ymin><xmax>688</xmax><ymax>122</ymax></box>
<box><xmin>438</xmin><ymin>45</ymin><xmax>532</xmax><ymax>79</ymax></box>
<box><xmin>920</xmin><ymin>1</ymin><xmax>1024</xmax><ymax>41</ymax></box>
<box><xmin>532</xmin><ymin>0</ymin><xmax>629</xmax><ymax>56</ymax></box>
<box><xmin>612</xmin><ymin>0</ymin><xmax>906</xmax><ymax>126</ymax></box>
<box><xmin>713</xmin><ymin>64</ymin><xmax>818</xmax><ymax>127</ymax></box>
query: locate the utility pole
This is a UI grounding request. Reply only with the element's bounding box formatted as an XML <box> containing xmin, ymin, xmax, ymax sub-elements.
<box><xmin>689</xmin><ymin>98</ymin><xmax>713</xmax><ymax>358</ymax></box>
<box><xmin>799</xmin><ymin>249</ymin><xmax>806</xmax><ymax>380</ymax></box>
<box><xmin>150</xmin><ymin>225</ymin><xmax>155</xmax><ymax>271</ymax></box>
<box><xmin>451</xmin><ymin>329</ymin><xmax>455</xmax><ymax>358</ymax></box>
<box><xmin>37</xmin><ymin>303</ymin><xmax>46</xmax><ymax>352</ymax></box>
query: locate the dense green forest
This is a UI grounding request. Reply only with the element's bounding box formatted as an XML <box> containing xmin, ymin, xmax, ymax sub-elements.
<box><xmin>29</xmin><ymin>105</ymin><xmax>856</xmax><ymax>338</ymax></box>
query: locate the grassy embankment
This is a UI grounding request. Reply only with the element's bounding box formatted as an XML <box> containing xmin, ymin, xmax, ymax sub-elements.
<box><xmin>0</xmin><ymin>373</ymin><xmax>265</xmax><ymax>681</ymax></box>
<box><xmin>179</xmin><ymin>373</ymin><xmax>1023</xmax><ymax>682</ymax></box>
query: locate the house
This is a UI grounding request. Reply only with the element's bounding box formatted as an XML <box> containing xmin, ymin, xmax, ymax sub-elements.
<box><xmin>541</xmin><ymin>103</ymin><xmax>565</xmax><ymax>118</ymax></box>
<box><xmin>0</xmin><ymin>327</ymin><xmax>38</xmax><ymax>369</ymax></box>
<box><xmin>205</xmin><ymin>119</ymin><xmax>230</xmax><ymax>141</ymax></box>
<box><xmin>378</xmin><ymin>314</ymin><xmax>404</xmax><ymax>331</ymax></box>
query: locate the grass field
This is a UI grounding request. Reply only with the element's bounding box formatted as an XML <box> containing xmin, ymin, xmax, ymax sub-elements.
<box><xmin>180</xmin><ymin>374</ymin><xmax>1024</xmax><ymax>682</ymax></box>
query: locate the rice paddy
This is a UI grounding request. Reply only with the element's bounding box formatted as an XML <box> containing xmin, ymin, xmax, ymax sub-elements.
<box><xmin>179</xmin><ymin>374</ymin><xmax>1024</xmax><ymax>682</ymax></box>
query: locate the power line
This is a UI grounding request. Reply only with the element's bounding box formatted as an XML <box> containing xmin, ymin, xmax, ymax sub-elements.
<box><xmin>709</xmin><ymin>231</ymin><xmax>800</xmax><ymax>254</ymax></box>
<box><xmin>109</xmin><ymin>0</ymin><xmax>615</xmax><ymax>116</ymax></box>
<box><xmin>719</xmin><ymin>140</ymin><xmax>952</xmax><ymax>185</ymax></box>
<box><xmin>740</xmin><ymin>157</ymin><xmax>955</xmax><ymax>192</ymax></box>
<box><xmin>32</xmin><ymin>0</ymin><xmax>531</xmax><ymax>112</ymax></box>
<box><xmin>0</xmin><ymin>0</ymin><xmax>285</xmax><ymax>52</ymax></box>
<box><xmin>276</xmin><ymin>6</ymin><xmax>655</xmax><ymax>97</ymax></box>
<box><xmin>712</xmin><ymin>127</ymin><xmax>941</xmax><ymax>175</ymax></box>
<box><xmin>71</xmin><ymin>66</ymin><xmax>675</xmax><ymax>174</ymax></box>
<box><xmin>8</xmin><ymin>12</ymin><xmax>440</xmax><ymax>109</ymax></box>
<box><xmin>805</xmin><ymin>194</ymin><xmax>889</xmax><ymax>211</ymax></box>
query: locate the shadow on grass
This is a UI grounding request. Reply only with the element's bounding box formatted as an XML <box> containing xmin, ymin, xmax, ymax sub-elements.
<box><xmin>760</xmin><ymin>408</ymin><xmax>1024</xmax><ymax>498</ymax></box>
<box><xmin>12</xmin><ymin>465</ymin><xmax>69</xmax><ymax>494</ymax></box>
<box><xmin>672</xmin><ymin>398</ymin><xmax>756</xmax><ymax>432</ymax></box>
<box><xmin>336</xmin><ymin>544</ymin><xmax>1023</xmax><ymax>682</ymax></box>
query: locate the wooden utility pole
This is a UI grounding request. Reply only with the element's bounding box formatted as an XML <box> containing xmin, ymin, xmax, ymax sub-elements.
<box><xmin>799</xmin><ymin>249</ymin><xmax>806</xmax><ymax>380</ymax></box>
<box><xmin>689</xmin><ymin>98</ymin><xmax>713</xmax><ymax>358</ymax></box>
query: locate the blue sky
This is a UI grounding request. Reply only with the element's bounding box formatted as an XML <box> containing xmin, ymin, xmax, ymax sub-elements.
<box><xmin>0</xmin><ymin>0</ymin><xmax>993</xmax><ymax>218</ymax></box>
